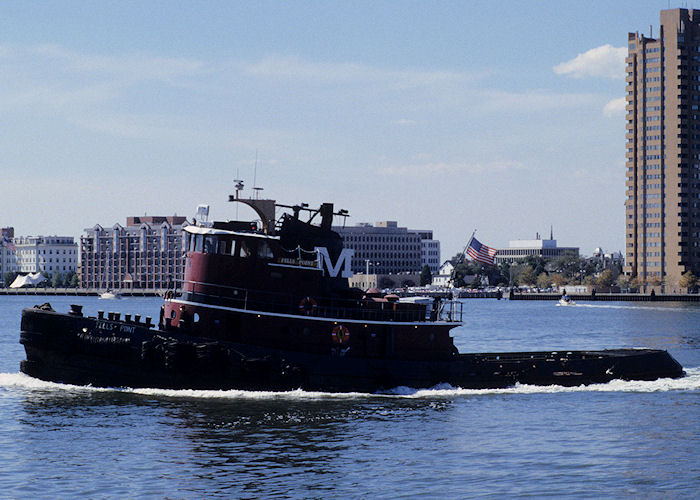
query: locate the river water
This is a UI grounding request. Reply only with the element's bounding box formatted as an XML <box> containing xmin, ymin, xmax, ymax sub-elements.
<box><xmin>0</xmin><ymin>296</ymin><xmax>698</xmax><ymax>498</ymax></box>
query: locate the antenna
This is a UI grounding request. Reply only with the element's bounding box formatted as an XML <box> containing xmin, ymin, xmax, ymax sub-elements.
<box><xmin>253</xmin><ymin>150</ymin><xmax>264</xmax><ymax>200</ymax></box>
<box><xmin>233</xmin><ymin>168</ymin><xmax>244</xmax><ymax>219</ymax></box>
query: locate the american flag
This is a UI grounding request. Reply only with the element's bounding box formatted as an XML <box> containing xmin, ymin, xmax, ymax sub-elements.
<box><xmin>466</xmin><ymin>236</ymin><xmax>497</xmax><ymax>265</ymax></box>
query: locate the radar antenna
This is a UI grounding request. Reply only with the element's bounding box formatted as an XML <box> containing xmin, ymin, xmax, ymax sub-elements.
<box><xmin>233</xmin><ymin>169</ymin><xmax>245</xmax><ymax>219</ymax></box>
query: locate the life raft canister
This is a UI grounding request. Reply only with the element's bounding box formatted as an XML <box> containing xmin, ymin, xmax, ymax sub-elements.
<box><xmin>331</xmin><ymin>325</ymin><xmax>350</xmax><ymax>344</ymax></box>
<box><xmin>299</xmin><ymin>296</ymin><xmax>317</xmax><ymax>316</ymax></box>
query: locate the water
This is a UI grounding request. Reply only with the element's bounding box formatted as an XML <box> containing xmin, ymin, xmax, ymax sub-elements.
<box><xmin>1</xmin><ymin>296</ymin><xmax>698</xmax><ymax>498</ymax></box>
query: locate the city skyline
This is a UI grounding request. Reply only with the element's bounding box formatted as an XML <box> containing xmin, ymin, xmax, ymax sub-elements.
<box><xmin>0</xmin><ymin>1</ymin><xmax>675</xmax><ymax>258</ymax></box>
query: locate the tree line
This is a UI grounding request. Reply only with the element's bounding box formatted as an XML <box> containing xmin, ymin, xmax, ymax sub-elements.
<box><xmin>2</xmin><ymin>271</ymin><xmax>79</xmax><ymax>288</ymax></box>
<box><xmin>449</xmin><ymin>251</ymin><xmax>625</xmax><ymax>290</ymax></box>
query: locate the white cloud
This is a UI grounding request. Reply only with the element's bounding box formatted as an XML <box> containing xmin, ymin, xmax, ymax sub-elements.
<box><xmin>241</xmin><ymin>55</ymin><xmax>478</xmax><ymax>88</ymax></box>
<box><xmin>603</xmin><ymin>97</ymin><xmax>626</xmax><ymax>117</ymax></box>
<box><xmin>553</xmin><ymin>44</ymin><xmax>626</xmax><ymax>79</ymax></box>
<box><xmin>31</xmin><ymin>44</ymin><xmax>207</xmax><ymax>81</ymax></box>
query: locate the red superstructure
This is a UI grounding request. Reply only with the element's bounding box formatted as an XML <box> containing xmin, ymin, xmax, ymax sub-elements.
<box><xmin>162</xmin><ymin>198</ymin><xmax>461</xmax><ymax>361</ymax></box>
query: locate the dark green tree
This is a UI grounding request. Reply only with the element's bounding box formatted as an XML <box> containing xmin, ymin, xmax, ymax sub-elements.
<box><xmin>518</xmin><ymin>265</ymin><xmax>538</xmax><ymax>286</ymax></box>
<box><xmin>379</xmin><ymin>276</ymin><xmax>395</xmax><ymax>289</ymax></box>
<box><xmin>3</xmin><ymin>271</ymin><xmax>18</xmax><ymax>288</ymax></box>
<box><xmin>52</xmin><ymin>272</ymin><xmax>64</xmax><ymax>288</ymax></box>
<box><xmin>63</xmin><ymin>270</ymin><xmax>78</xmax><ymax>288</ymax></box>
<box><xmin>470</xmin><ymin>274</ymin><xmax>482</xmax><ymax>289</ymax></box>
<box><xmin>419</xmin><ymin>265</ymin><xmax>432</xmax><ymax>286</ymax></box>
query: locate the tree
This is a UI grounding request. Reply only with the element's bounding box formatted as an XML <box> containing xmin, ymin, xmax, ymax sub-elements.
<box><xmin>596</xmin><ymin>269</ymin><xmax>614</xmax><ymax>289</ymax></box>
<box><xmin>550</xmin><ymin>251</ymin><xmax>581</xmax><ymax>280</ymax></box>
<box><xmin>615</xmin><ymin>274</ymin><xmax>630</xmax><ymax>290</ymax></box>
<box><xmin>518</xmin><ymin>265</ymin><xmax>538</xmax><ymax>286</ymax></box>
<box><xmin>536</xmin><ymin>272</ymin><xmax>551</xmax><ymax>290</ymax></box>
<box><xmin>419</xmin><ymin>265</ymin><xmax>432</xmax><ymax>286</ymax></box>
<box><xmin>3</xmin><ymin>271</ymin><xmax>18</xmax><ymax>288</ymax></box>
<box><xmin>496</xmin><ymin>261</ymin><xmax>512</xmax><ymax>286</ymax></box>
<box><xmin>679</xmin><ymin>271</ymin><xmax>698</xmax><ymax>292</ymax></box>
<box><xmin>582</xmin><ymin>275</ymin><xmax>597</xmax><ymax>287</ymax></box>
<box><xmin>63</xmin><ymin>270</ymin><xmax>78</xmax><ymax>288</ymax></box>
<box><xmin>630</xmin><ymin>275</ymin><xmax>645</xmax><ymax>290</ymax></box>
<box><xmin>648</xmin><ymin>277</ymin><xmax>662</xmax><ymax>287</ymax></box>
<box><xmin>379</xmin><ymin>276</ymin><xmax>395</xmax><ymax>289</ymax></box>
<box><xmin>523</xmin><ymin>256</ymin><xmax>547</xmax><ymax>277</ymax></box>
<box><xmin>52</xmin><ymin>272</ymin><xmax>63</xmax><ymax>288</ymax></box>
<box><xmin>470</xmin><ymin>274</ymin><xmax>482</xmax><ymax>289</ymax></box>
<box><xmin>549</xmin><ymin>273</ymin><xmax>567</xmax><ymax>287</ymax></box>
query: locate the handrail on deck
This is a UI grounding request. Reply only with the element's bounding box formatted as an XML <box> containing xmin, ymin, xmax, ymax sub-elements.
<box><xmin>178</xmin><ymin>280</ymin><xmax>463</xmax><ymax>323</ymax></box>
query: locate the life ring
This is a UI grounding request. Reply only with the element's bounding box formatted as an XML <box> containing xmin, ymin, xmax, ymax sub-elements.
<box><xmin>298</xmin><ymin>296</ymin><xmax>317</xmax><ymax>316</ymax></box>
<box><xmin>331</xmin><ymin>325</ymin><xmax>350</xmax><ymax>344</ymax></box>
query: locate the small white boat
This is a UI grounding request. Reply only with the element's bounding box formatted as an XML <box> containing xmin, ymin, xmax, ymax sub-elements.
<box><xmin>99</xmin><ymin>290</ymin><xmax>121</xmax><ymax>300</ymax></box>
<box><xmin>557</xmin><ymin>295</ymin><xmax>575</xmax><ymax>306</ymax></box>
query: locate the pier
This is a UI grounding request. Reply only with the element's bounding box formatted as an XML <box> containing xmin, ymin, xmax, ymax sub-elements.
<box><xmin>509</xmin><ymin>291</ymin><xmax>700</xmax><ymax>302</ymax></box>
<box><xmin>0</xmin><ymin>288</ymin><xmax>163</xmax><ymax>297</ymax></box>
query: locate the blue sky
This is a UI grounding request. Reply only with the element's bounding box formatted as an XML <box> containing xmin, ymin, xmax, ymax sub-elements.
<box><xmin>0</xmin><ymin>1</ymin><xmax>679</xmax><ymax>259</ymax></box>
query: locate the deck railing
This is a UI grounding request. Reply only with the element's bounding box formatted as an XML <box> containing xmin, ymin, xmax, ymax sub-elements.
<box><xmin>178</xmin><ymin>280</ymin><xmax>463</xmax><ymax>323</ymax></box>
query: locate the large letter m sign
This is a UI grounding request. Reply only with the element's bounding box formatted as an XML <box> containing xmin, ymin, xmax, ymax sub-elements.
<box><xmin>316</xmin><ymin>247</ymin><xmax>354</xmax><ymax>278</ymax></box>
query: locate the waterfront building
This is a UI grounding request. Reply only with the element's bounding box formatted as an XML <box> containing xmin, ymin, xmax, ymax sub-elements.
<box><xmin>431</xmin><ymin>261</ymin><xmax>455</xmax><ymax>287</ymax></box>
<box><xmin>333</xmin><ymin>221</ymin><xmax>440</xmax><ymax>275</ymax></box>
<box><xmin>80</xmin><ymin>215</ymin><xmax>188</xmax><ymax>290</ymax></box>
<box><xmin>494</xmin><ymin>235</ymin><xmax>579</xmax><ymax>264</ymax></box>
<box><xmin>348</xmin><ymin>272</ymin><xmax>422</xmax><ymax>290</ymax></box>
<box><xmin>13</xmin><ymin>235</ymin><xmax>78</xmax><ymax>278</ymax></box>
<box><xmin>625</xmin><ymin>8</ymin><xmax>700</xmax><ymax>287</ymax></box>
<box><xmin>590</xmin><ymin>248</ymin><xmax>624</xmax><ymax>271</ymax></box>
<box><xmin>0</xmin><ymin>227</ymin><xmax>17</xmax><ymax>286</ymax></box>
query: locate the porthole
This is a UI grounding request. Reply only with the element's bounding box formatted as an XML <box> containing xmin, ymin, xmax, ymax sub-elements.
<box><xmin>193</xmin><ymin>313</ymin><xmax>200</xmax><ymax>323</ymax></box>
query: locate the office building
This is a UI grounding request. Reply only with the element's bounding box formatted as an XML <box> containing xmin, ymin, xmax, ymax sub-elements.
<box><xmin>625</xmin><ymin>8</ymin><xmax>700</xmax><ymax>287</ymax></box>
<box><xmin>494</xmin><ymin>235</ymin><xmax>578</xmax><ymax>264</ymax></box>
<box><xmin>333</xmin><ymin>221</ymin><xmax>440</xmax><ymax>275</ymax></box>
<box><xmin>81</xmin><ymin>215</ymin><xmax>188</xmax><ymax>290</ymax></box>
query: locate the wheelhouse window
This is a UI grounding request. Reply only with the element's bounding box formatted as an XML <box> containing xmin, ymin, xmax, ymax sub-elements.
<box><xmin>204</xmin><ymin>236</ymin><xmax>216</xmax><ymax>253</ymax></box>
<box><xmin>218</xmin><ymin>239</ymin><xmax>231</xmax><ymax>255</ymax></box>
<box><xmin>258</xmin><ymin>241</ymin><xmax>273</xmax><ymax>259</ymax></box>
<box><xmin>239</xmin><ymin>239</ymin><xmax>255</xmax><ymax>258</ymax></box>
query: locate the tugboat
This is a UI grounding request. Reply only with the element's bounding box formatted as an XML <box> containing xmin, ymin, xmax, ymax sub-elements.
<box><xmin>19</xmin><ymin>194</ymin><xmax>685</xmax><ymax>392</ymax></box>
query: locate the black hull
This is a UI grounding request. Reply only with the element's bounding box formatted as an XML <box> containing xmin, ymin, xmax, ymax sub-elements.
<box><xmin>20</xmin><ymin>308</ymin><xmax>685</xmax><ymax>393</ymax></box>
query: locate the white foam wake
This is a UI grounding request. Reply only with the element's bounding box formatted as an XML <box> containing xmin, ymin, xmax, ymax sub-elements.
<box><xmin>2</xmin><ymin>368</ymin><xmax>699</xmax><ymax>400</ymax></box>
<box><xmin>574</xmin><ymin>303</ymin><xmax>700</xmax><ymax>313</ymax></box>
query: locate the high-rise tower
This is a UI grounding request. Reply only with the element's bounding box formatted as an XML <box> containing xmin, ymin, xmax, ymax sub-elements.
<box><xmin>625</xmin><ymin>8</ymin><xmax>700</xmax><ymax>289</ymax></box>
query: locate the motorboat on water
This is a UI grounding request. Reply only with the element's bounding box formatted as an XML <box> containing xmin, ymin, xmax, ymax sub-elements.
<box><xmin>19</xmin><ymin>194</ymin><xmax>685</xmax><ymax>392</ymax></box>
<box><xmin>99</xmin><ymin>290</ymin><xmax>121</xmax><ymax>300</ymax></box>
<box><xmin>558</xmin><ymin>294</ymin><xmax>575</xmax><ymax>306</ymax></box>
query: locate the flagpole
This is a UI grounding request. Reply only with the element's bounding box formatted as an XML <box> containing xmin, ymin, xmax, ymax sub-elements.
<box><xmin>450</xmin><ymin>230</ymin><xmax>477</xmax><ymax>288</ymax></box>
<box><xmin>461</xmin><ymin>229</ymin><xmax>476</xmax><ymax>264</ymax></box>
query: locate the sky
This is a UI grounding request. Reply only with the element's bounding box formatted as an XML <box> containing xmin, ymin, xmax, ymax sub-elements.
<box><xmin>0</xmin><ymin>1</ymin><xmax>686</xmax><ymax>259</ymax></box>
